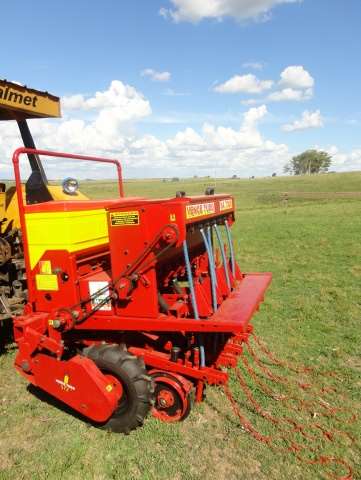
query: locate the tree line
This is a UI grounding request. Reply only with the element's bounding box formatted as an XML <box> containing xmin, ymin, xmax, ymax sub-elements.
<box><xmin>284</xmin><ymin>149</ymin><xmax>332</xmax><ymax>175</ymax></box>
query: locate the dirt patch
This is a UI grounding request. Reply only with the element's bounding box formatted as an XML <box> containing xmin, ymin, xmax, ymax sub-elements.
<box><xmin>345</xmin><ymin>356</ymin><xmax>361</xmax><ymax>371</ymax></box>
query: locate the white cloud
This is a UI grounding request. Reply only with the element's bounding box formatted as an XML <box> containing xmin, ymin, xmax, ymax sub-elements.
<box><xmin>279</xmin><ymin>65</ymin><xmax>314</xmax><ymax>89</ymax></box>
<box><xmin>0</xmin><ymin>87</ymin><xmax>289</xmax><ymax>178</ymax></box>
<box><xmin>268</xmin><ymin>87</ymin><xmax>313</xmax><ymax>102</ymax></box>
<box><xmin>240</xmin><ymin>86</ymin><xmax>312</xmax><ymax>105</ymax></box>
<box><xmin>160</xmin><ymin>0</ymin><xmax>302</xmax><ymax>23</ymax></box>
<box><xmin>167</xmin><ymin>127</ymin><xmax>206</xmax><ymax>149</ymax></box>
<box><xmin>216</xmin><ymin>65</ymin><xmax>314</xmax><ymax>103</ymax></box>
<box><xmin>141</xmin><ymin>68</ymin><xmax>171</xmax><ymax>82</ymax></box>
<box><xmin>128</xmin><ymin>105</ymin><xmax>278</xmax><ymax>172</ymax></box>
<box><xmin>155</xmin><ymin>105</ymin><xmax>290</xmax><ymax>174</ymax></box>
<box><xmin>282</xmin><ymin>110</ymin><xmax>324</xmax><ymax>132</ymax></box>
<box><xmin>265</xmin><ymin>66</ymin><xmax>314</xmax><ymax>102</ymax></box>
<box><xmin>200</xmin><ymin>105</ymin><xmax>268</xmax><ymax>149</ymax></box>
<box><xmin>324</xmin><ymin>146</ymin><xmax>361</xmax><ymax>172</ymax></box>
<box><xmin>242</xmin><ymin>61</ymin><xmax>265</xmax><ymax>70</ymax></box>
<box><xmin>62</xmin><ymin>81</ymin><xmax>151</xmax><ymax>126</ymax></box>
<box><xmin>62</xmin><ymin>94</ymin><xmax>85</xmax><ymax>110</ymax></box>
<box><xmin>163</xmin><ymin>88</ymin><xmax>190</xmax><ymax>97</ymax></box>
<box><xmin>214</xmin><ymin>74</ymin><xmax>273</xmax><ymax>94</ymax></box>
<box><xmin>244</xmin><ymin>104</ymin><xmax>268</xmax><ymax>125</ymax></box>
<box><xmin>1</xmin><ymin>80</ymin><xmax>359</xmax><ymax>179</ymax></box>
<box><xmin>61</xmin><ymin>81</ymin><xmax>152</xmax><ymax>147</ymax></box>
<box><xmin>241</xmin><ymin>98</ymin><xmax>261</xmax><ymax>106</ymax></box>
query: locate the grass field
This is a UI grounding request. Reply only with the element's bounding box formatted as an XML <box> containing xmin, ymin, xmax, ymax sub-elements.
<box><xmin>0</xmin><ymin>172</ymin><xmax>360</xmax><ymax>480</ymax></box>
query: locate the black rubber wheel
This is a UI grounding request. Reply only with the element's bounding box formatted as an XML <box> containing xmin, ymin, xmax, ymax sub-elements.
<box><xmin>84</xmin><ymin>344</ymin><xmax>154</xmax><ymax>433</ymax></box>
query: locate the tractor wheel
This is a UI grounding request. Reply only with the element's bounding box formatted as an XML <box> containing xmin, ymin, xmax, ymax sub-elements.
<box><xmin>84</xmin><ymin>344</ymin><xmax>154</xmax><ymax>433</ymax></box>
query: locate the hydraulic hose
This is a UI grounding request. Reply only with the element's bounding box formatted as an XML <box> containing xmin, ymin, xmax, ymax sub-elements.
<box><xmin>207</xmin><ymin>226</ymin><xmax>217</xmax><ymax>286</ymax></box>
<box><xmin>182</xmin><ymin>239</ymin><xmax>205</xmax><ymax>368</ymax></box>
<box><xmin>224</xmin><ymin>220</ymin><xmax>236</xmax><ymax>278</ymax></box>
<box><xmin>214</xmin><ymin>224</ymin><xmax>231</xmax><ymax>291</ymax></box>
<box><xmin>200</xmin><ymin>228</ymin><xmax>218</xmax><ymax>313</ymax></box>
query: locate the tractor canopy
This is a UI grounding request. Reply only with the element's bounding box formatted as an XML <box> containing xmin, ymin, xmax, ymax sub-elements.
<box><xmin>0</xmin><ymin>79</ymin><xmax>61</xmax><ymax>121</ymax></box>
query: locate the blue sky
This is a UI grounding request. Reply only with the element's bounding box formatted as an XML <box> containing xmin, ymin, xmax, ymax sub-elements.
<box><xmin>1</xmin><ymin>0</ymin><xmax>360</xmax><ymax>178</ymax></box>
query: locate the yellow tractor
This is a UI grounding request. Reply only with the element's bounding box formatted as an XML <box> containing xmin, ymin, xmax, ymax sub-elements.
<box><xmin>0</xmin><ymin>79</ymin><xmax>86</xmax><ymax>321</ymax></box>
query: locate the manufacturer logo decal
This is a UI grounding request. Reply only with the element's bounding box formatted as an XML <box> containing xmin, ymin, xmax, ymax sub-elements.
<box><xmin>0</xmin><ymin>85</ymin><xmax>38</xmax><ymax>108</ymax></box>
<box><xmin>219</xmin><ymin>199</ymin><xmax>233</xmax><ymax>211</ymax></box>
<box><xmin>56</xmin><ymin>375</ymin><xmax>76</xmax><ymax>392</ymax></box>
<box><xmin>186</xmin><ymin>202</ymin><xmax>216</xmax><ymax>219</ymax></box>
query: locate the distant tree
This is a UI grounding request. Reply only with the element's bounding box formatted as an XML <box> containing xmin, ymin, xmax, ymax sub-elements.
<box><xmin>272</xmin><ymin>172</ymin><xmax>277</xmax><ymax>177</ymax></box>
<box><xmin>193</xmin><ymin>175</ymin><xmax>198</xmax><ymax>179</ymax></box>
<box><xmin>232</xmin><ymin>174</ymin><xmax>238</xmax><ymax>179</ymax></box>
<box><xmin>284</xmin><ymin>150</ymin><xmax>332</xmax><ymax>175</ymax></box>
<box><xmin>171</xmin><ymin>177</ymin><xmax>180</xmax><ymax>182</ymax></box>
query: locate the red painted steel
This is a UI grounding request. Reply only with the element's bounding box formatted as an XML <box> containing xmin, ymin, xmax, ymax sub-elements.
<box><xmin>19</xmin><ymin>353</ymin><xmax>121</xmax><ymax>422</ymax></box>
<box><xmin>12</xmin><ymin>148</ymin><xmax>124</xmax><ymax>308</ymax></box>
<box><xmin>11</xmin><ymin>147</ymin><xmax>272</xmax><ymax>428</ymax></box>
<box><xmin>13</xmin><ymin>147</ymin><xmax>124</xmax><ymax>196</ymax></box>
<box><xmin>149</xmin><ymin>370</ymin><xmax>193</xmax><ymax>422</ymax></box>
<box><xmin>68</xmin><ymin>274</ymin><xmax>271</xmax><ymax>332</ymax></box>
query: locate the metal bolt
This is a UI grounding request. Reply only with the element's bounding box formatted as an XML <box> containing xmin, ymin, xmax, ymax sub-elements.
<box><xmin>21</xmin><ymin>360</ymin><xmax>30</xmax><ymax>372</ymax></box>
<box><xmin>52</xmin><ymin>319</ymin><xmax>61</xmax><ymax>329</ymax></box>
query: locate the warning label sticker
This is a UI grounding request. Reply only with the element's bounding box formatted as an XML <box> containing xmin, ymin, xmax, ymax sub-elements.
<box><xmin>39</xmin><ymin>260</ymin><xmax>52</xmax><ymax>274</ymax></box>
<box><xmin>35</xmin><ymin>274</ymin><xmax>59</xmax><ymax>291</ymax></box>
<box><xmin>89</xmin><ymin>281</ymin><xmax>111</xmax><ymax>311</ymax></box>
<box><xmin>186</xmin><ymin>202</ymin><xmax>216</xmax><ymax>219</ymax></box>
<box><xmin>110</xmin><ymin>211</ymin><xmax>139</xmax><ymax>226</ymax></box>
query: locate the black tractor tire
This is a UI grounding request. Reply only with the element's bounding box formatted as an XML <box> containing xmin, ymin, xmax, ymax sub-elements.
<box><xmin>84</xmin><ymin>344</ymin><xmax>154</xmax><ymax>433</ymax></box>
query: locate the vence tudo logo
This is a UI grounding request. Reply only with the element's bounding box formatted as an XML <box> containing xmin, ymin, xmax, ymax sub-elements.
<box><xmin>55</xmin><ymin>374</ymin><xmax>76</xmax><ymax>392</ymax></box>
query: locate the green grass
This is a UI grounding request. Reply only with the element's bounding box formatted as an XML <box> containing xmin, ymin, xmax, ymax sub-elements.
<box><xmin>0</xmin><ymin>172</ymin><xmax>360</xmax><ymax>480</ymax></box>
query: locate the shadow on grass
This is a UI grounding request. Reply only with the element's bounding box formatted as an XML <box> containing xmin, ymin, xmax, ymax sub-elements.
<box><xmin>0</xmin><ymin>319</ymin><xmax>15</xmax><ymax>355</ymax></box>
<box><xmin>204</xmin><ymin>394</ymin><xmax>245</xmax><ymax>430</ymax></box>
<box><xmin>27</xmin><ymin>383</ymin><xmax>104</xmax><ymax>430</ymax></box>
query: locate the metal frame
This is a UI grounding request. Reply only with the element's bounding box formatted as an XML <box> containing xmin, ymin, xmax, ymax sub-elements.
<box><xmin>11</xmin><ymin>147</ymin><xmax>272</xmax><ymax>426</ymax></box>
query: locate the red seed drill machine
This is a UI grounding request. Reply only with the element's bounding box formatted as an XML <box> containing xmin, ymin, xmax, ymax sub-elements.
<box><xmin>5</xmin><ymin>81</ymin><xmax>272</xmax><ymax>432</ymax></box>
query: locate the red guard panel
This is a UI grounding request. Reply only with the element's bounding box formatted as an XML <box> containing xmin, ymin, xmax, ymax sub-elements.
<box><xmin>15</xmin><ymin>354</ymin><xmax>121</xmax><ymax>422</ymax></box>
